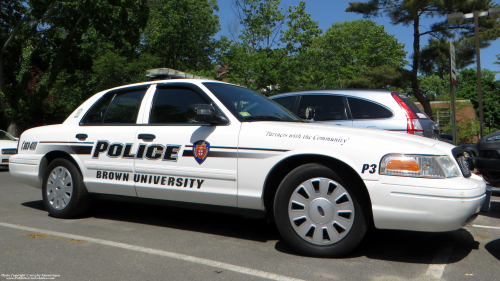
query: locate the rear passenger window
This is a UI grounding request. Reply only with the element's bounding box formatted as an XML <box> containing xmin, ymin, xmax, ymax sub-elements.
<box><xmin>298</xmin><ymin>95</ymin><xmax>347</xmax><ymax>121</ymax></box>
<box><xmin>150</xmin><ymin>88</ymin><xmax>209</xmax><ymax>123</ymax></box>
<box><xmin>347</xmin><ymin>98</ymin><xmax>393</xmax><ymax>119</ymax></box>
<box><xmin>81</xmin><ymin>88</ymin><xmax>147</xmax><ymax>125</ymax></box>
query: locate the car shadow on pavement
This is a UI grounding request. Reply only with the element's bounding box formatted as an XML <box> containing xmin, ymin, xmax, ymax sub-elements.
<box><xmin>353</xmin><ymin>228</ymin><xmax>477</xmax><ymax>263</ymax></box>
<box><xmin>275</xmin><ymin>228</ymin><xmax>478</xmax><ymax>263</ymax></box>
<box><xmin>0</xmin><ymin>167</ymin><xmax>9</xmax><ymax>172</ymax></box>
<box><xmin>90</xmin><ymin>200</ymin><xmax>282</xmax><ymax>243</ymax></box>
<box><xmin>20</xmin><ymin>198</ymin><xmax>281</xmax><ymax>243</ymax></box>
<box><xmin>485</xmin><ymin>239</ymin><xmax>500</xmax><ymax>261</ymax></box>
<box><xmin>21</xmin><ymin>200</ymin><xmax>45</xmax><ymax>211</ymax></box>
<box><xmin>21</xmin><ymin>198</ymin><xmax>481</xmax><ymax>263</ymax></box>
<box><xmin>91</xmin><ymin>199</ymin><xmax>479</xmax><ymax>264</ymax></box>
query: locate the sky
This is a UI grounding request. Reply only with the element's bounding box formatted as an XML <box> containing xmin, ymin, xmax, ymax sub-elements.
<box><xmin>215</xmin><ymin>0</ymin><xmax>500</xmax><ymax>79</ymax></box>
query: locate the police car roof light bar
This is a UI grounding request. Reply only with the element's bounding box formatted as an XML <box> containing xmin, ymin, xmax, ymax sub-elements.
<box><xmin>146</xmin><ymin>68</ymin><xmax>214</xmax><ymax>81</ymax></box>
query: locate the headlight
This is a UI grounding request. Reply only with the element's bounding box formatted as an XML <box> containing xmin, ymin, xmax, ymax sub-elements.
<box><xmin>380</xmin><ymin>154</ymin><xmax>461</xmax><ymax>178</ymax></box>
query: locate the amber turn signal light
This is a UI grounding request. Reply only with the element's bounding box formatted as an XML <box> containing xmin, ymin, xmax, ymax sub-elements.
<box><xmin>386</xmin><ymin>159</ymin><xmax>420</xmax><ymax>172</ymax></box>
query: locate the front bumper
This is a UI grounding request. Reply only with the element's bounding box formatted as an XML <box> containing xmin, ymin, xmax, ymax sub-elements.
<box><xmin>1</xmin><ymin>156</ymin><xmax>10</xmax><ymax>166</ymax></box>
<box><xmin>366</xmin><ymin>175</ymin><xmax>488</xmax><ymax>232</ymax></box>
<box><xmin>8</xmin><ymin>154</ymin><xmax>43</xmax><ymax>189</ymax></box>
<box><xmin>1</xmin><ymin>148</ymin><xmax>17</xmax><ymax>166</ymax></box>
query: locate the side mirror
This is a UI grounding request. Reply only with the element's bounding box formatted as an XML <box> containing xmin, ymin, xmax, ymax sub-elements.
<box><xmin>305</xmin><ymin>106</ymin><xmax>315</xmax><ymax>120</ymax></box>
<box><xmin>187</xmin><ymin>104</ymin><xmax>229</xmax><ymax>124</ymax></box>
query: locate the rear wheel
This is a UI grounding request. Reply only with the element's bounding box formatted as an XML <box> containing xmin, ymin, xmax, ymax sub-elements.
<box><xmin>274</xmin><ymin>164</ymin><xmax>367</xmax><ymax>257</ymax></box>
<box><xmin>42</xmin><ymin>158</ymin><xmax>91</xmax><ymax>218</ymax></box>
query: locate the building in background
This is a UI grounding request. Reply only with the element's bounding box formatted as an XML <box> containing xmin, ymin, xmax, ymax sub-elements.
<box><xmin>416</xmin><ymin>100</ymin><xmax>479</xmax><ymax>143</ymax></box>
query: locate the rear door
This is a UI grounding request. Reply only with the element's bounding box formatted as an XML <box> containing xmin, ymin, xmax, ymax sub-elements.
<box><xmin>71</xmin><ymin>85</ymin><xmax>151</xmax><ymax>196</ymax></box>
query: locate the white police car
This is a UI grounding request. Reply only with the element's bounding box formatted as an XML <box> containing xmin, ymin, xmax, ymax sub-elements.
<box><xmin>9</xmin><ymin>77</ymin><xmax>489</xmax><ymax>257</ymax></box>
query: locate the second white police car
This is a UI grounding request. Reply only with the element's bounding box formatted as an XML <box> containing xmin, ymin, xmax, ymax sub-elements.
<box><xmin>10</xmin><ymin>78</ymin><xmax>490</xmax><ymax>257</ymax></box>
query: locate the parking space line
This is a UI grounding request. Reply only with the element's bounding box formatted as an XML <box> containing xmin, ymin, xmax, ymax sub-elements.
<box><xmin>472</xmin><ymin>225</ymin><xmax>500</xmax><ymax>230</ymax></box>
<box><xmin>425</xmin><ymin>242</ymin><xmax>455</xmax><ymax>279</ymax></box>
<box><xmin>0</xmin><ymin>222</ymin><xmax>304</xmax><ymax>281</ymax></box>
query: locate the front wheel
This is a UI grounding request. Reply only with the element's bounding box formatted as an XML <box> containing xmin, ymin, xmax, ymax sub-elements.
<box><xmin>274</xmin><ymin>164</ymin><xmax>367</xmax><ymax>257</ymax></box>
<box><xmin>481</xmin><ymin>170</ymin><xmax>500</xmax><ymax>186</ymax></box>
<box><xmin>42</xmin><ymin>158</ymin><xmax>91</xmax><ymax>218</ymax></box>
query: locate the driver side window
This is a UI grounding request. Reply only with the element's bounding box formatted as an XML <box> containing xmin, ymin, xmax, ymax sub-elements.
<box><xmin>149</xmin><ymin>88</ymin><xmax>209</xmax><ymax>124</ymax></box>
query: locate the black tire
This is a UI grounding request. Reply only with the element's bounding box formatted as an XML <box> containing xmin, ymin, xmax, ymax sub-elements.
<box><xmin>42</xmin><ymin>158</ymin><xmax>91</xmax><ymax>218</ymax></box>
<box><xmin>274</xmin><ymin>163</ymin><xmax>367</xmax><ymax>257</ymax></box>
<box><xmin>482</xmin><ymin>170</ymin><xmax>500</xmax><ymax>186</ymax></box>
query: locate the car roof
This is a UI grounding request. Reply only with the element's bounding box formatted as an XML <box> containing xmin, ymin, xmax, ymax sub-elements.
<box><xmin>100</xmin><ymin>79</ymin><xmax>229</xmax><ymax>93</ymax></box>
<box><xmin>271</xmin><ymin>89</ymin><xmax>397</xmax><ymax>99</ymax></box>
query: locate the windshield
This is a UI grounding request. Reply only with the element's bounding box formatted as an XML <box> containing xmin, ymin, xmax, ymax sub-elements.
<box><xmin>203</xmin><ymin>83</ymin><xmax>302</xmax><ymax>122</ymax></box>
<box><xmin>0</xmin><ymin>131</ymin><xmax>16</xmax><ymax>141</ymax></box>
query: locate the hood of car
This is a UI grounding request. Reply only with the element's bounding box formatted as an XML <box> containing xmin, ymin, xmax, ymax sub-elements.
<box><xmin>246</xmin><ymin>121</ymin><xmax>455</xmax><ymax>154</ymax></box>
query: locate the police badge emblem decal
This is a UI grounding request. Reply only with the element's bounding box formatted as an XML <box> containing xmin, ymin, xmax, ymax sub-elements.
<box><xmin>193</xmin><ymin>140</ymin><xmax>210</xmax><ymax>164</ymax></box>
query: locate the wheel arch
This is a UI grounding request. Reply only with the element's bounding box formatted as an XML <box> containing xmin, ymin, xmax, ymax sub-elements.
<box><xmin>39</xmin><ymin>151</ymin><xmax>83</xmax><ymax>186</ymax></box>
<box><xmin>263</xmin><ymin>154</ymin><xmax>373</xmax><ymax>225</ymax></box>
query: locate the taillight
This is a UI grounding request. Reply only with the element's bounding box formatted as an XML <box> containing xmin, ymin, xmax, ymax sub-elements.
<box><xmin>392</xmin><ymin>92</ymin><xmax>424</xmax><ymax>136</ymax></box>
<box><xmin>409</xmin><ymin>119</ymin><xmax>424</xmax><ymax>136</ymax></box>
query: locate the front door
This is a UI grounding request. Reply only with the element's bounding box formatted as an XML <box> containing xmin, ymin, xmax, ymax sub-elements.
<box><xmin>134</xmin><ymin>83</ymin><xmax>239</xmax><ymax>207</ymax></box>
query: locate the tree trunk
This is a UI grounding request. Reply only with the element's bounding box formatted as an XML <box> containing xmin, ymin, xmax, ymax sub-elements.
<box><xmin>411</xmin><ymin>13</ymin><xmax>433</xmax><ymax>118</ymax></box>
<box><xmin>412</xmin><ymin>85</ymin><xmax>433</xmax><ymax>119</ymax></box>
<box><xmin>7</xmin><ymin>120</ymin><xmax>20</xmax><ymax>138</ymax></box>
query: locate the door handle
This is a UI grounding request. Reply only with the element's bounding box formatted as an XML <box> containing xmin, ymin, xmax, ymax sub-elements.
<box><xmin>138</xmin><ymin>134</ymin><xmax>156</xmax><ymax>140</ymax></box>
<box><xmin>76</xmin><ymin>134</ymin><xmax>88</xmax><ymax>140</ymax></box>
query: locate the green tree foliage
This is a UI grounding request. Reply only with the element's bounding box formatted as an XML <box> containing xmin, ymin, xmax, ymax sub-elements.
<box><xmin>222</xmin><ymin>0</ymin><xmax>321</xmax><ymax>95</ymax></box>
<box><xmin>141</xmin><ymin>0</ymin><xmax>222</xmax><ymax>71</ymax></box>
<box><xmin>1</xmin><ymin>0</ymin><xmax>227</xmax><ymax>133</ymax></box>
<box><xmin>45</xmin><ymin>52</ymin><xmax>163</xmax><ymax>124</ymax></box>
<box><xmin>346</xmin><ymin>0</ymin><xmax>500</xmax><ymax>119</ymax></box>
<box><xmin>0</xmin><ymin>0</ymin><xmax>149</xmax><ymax>135</ymax></box>
<box><xmin>438</xmin><ymin>101</ymin><xmax>480</xmax><ymax>143</ymax></box>
<box><xmin>417</xmin><ymin>74</ymin><xmax>451</xmax><ymax>101</ymax></box>
<box><xmin>295</xmin><ymin>19</ymin><xmax>407</xmax><ymax>90</ymax></box>
<box><xmin>456</xmin><ymin>68</ymin><xmax>500</xmax><ymax>132</ymax></box>
<box><xmin>419</xmin><ymin>38</ymin><xmax>477</xmax><ymax>79</ymax></box>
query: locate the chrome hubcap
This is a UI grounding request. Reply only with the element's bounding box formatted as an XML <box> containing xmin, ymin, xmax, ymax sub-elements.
<box><xmin>288</xmin><ymin>177</ymin><xmax>355</xmax><ymax>245</ymax></box>
<box><xmin>46</xmin><ymin>166</ymin><xmax>73</xmax><ymax>210</ymax></box>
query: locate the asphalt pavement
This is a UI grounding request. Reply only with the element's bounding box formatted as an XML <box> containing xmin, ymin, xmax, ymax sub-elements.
<box><xmin>0</xmin><ymin>167</ymin><xmax>499</xmax><ymax>281</ymax></box>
